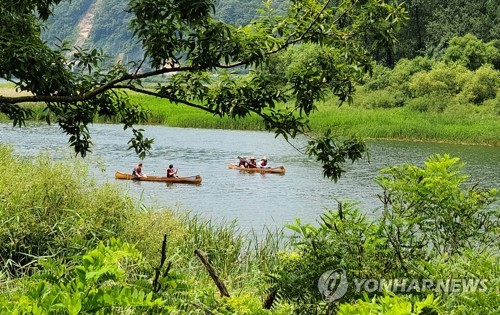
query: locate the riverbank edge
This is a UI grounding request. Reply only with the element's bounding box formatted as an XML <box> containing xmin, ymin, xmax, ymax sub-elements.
<box><xmin>1</xmin><ymin>84</ymin><xmax>499</xmax><ymax>147</ymax></box>
<box><xmin>2</xmin><ymin>114</ymin><xmax>498</xmax><ymax>148</ymax></box>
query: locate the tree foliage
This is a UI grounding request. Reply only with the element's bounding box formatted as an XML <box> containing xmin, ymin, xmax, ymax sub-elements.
<box><xmin>0</xmin><ymin>0</ymin><xmax>406</xmax><ymax>180</ymax></box>
<box><xmin>394</xmin><ymin>0</ymin><xmax>500</xmax><ymax>61</ymax></box>
<box><xmin>358</xmin><ymin>34</ymin><xmax>500</xmax><ymax>112</ymax></box>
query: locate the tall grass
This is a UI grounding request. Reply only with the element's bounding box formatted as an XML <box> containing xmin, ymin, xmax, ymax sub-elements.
<box><xmin>122</xmin><ymin>207</ymin><xmax>285</xmax><ymax>294</ymax></box>
<box><xmin>309</xmin><ymin>102</ymin><xmax>500</xmax><ymax>146</ymax></box>
<box><xmin>0</xmin><ymin>146</ymin><xmax>137</xmax><ymax>277</ymax></box>
<box><xmin>129</xmin><ymin>91</ymin><xmax>500</xmax><ymax>146</ymax></box>
<box><xmin>0</xmin><ymin>144</ymin><xmax>284</xmax><ymax>297</ymax></box>
<box><xmin>2</xmin><ymin>82</ymin><xmax>498</xmax><ymax>146</ymax></box>
<box><xmin>127</xmin><ymin>93</ymin><xmax>267</xmax><ymax>130</ymax></box>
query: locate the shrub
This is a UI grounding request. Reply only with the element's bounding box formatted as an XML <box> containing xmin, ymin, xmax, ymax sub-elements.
<box><xmin>354</xmin><ymin>89</ymin><xmax>399</xmax><ymax>109</ymax></box>
<box><xmin>406</xmin><ymin>96</ymin><xmax>449</xmax><ymax>113</ymax></box>
<box><xmin>272</xmin><ymin>155</ymin><xmax>498</xmax><ymax>314</ymax></box>
<box><xmin>443</xmin><ymin>34</ymin><xmax>490</xmax><ymax>70</ymax></box>
<box><xmin>420</xmin><ymin>250</ymin><xmax>500</xmax><ymax>315</ymax></box>
<box><xmin>338</xmin><ymin>294</ymin><xmax>441</xmax><ymax>315</ymax></box>
<box><xmin>460</xmin><ymin>64</ymin><xmax>500</xmax><ymax>104</ymax></box>
<box><xmin>363</xmin><ymin>63</ymin><xmax>392</xmax><ymax>91</ymax></box>
<box><xmin>0</xmin><ymin>239</ymin><xmax>166</xmax><ymax>314</ymax></box>
<box><xmin>407</xmin><ymin>63</ymin><xmax>468</xmax><ymax>98</ymax></box>
<box><xmin>482</xmin><ymin>94</ymin><xmax>500</xmax><ymax>115</ymax></box>
<box><xmin>389</xmin><ymin>57</ymin><xmax>436</xmax><ymax>96</ymax></box>
<box><xmin>444</xmin><ymin>34</ymin><xmax>500</xmax><ymax>71</ymax></box>
<box><xmin>376</xmin><ymin>154</ymin><xmax>498</xmax><ymax>256</ymax></box>
<box><xmin>485</xmin><ymin>39</ymin><xmax>500</xmax><ymax>70</ymax></box>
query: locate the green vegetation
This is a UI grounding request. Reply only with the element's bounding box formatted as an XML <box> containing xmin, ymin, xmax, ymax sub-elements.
<box><xmin>1</xmin><ymin>1</ymin><xmax>497</xmax><ymax>312</ymax></box>
<box><xmin>0</xmin><ymin>146</ymin><xmax>498</xmax><ymax>313</ymax></box>
<box><xmin>128</xmin><ymin>88</ymin><xmax>500</xmax><ymax>146</ymax></box>
<box><xmin>122</xmin><ymin>34</ymin><xmax>499</xmax><ymax>146</ymax></box>
<box><xmin>0</xmin><ymin>144</ymin><xmax>287</xmax><ymax>313</ymax></box>
<box><xmin>2</xmin><ymin>35</ymin><xmax>498</xmax><ymax>148</ymax></box>
<box><xmin>2</xmin><ymin>0</ymin><xmax>408</xmax><ymax>182</ymax></box>
<box><xmin>39</xmin><ymin>0</ymin><xmax>500</xmax><ymax>69</ymax></box>
<box><xmin>2</xmin><ymin>79</ymin><xmax>498</xmax><ymax>147</ymax></box>
<box><xmin>395</xmin><ymin>0</ymin><xmax>500</xmax><ymax>63</ymax></box>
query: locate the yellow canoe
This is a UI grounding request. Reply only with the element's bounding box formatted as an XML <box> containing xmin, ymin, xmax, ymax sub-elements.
<box><xmin>227</xmin><ymin>164</ymin><xmax>285</xmax><ymax>174</ymax></box>
<box><xmin>115</xmin><ymin>172</ymin><xmax>202</xmax><ymax>184</ymax></box>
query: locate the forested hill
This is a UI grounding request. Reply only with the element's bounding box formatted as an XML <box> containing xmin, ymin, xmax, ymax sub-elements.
<box><xmin>41</xmin><ymin>0</ymin><xmax>288</xmax><ymax>63</ymax></box>
<box><xmin>42</xmin><ymin>0</ymin><xmax>499</xmax><ymax>66</ymax></box>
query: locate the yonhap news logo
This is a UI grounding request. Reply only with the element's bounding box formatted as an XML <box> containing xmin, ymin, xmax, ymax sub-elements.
<box><xmin>317</xmin><ymin>269</ymin><xmax>348</xmax><ymax>302</ymax></box>
<box><xmin>318</xmin><ymin>269</ymin><xmax>491</xmax><ymax>302</ymax></box>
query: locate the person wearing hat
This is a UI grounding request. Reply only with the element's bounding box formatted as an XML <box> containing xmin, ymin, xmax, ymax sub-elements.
<box><xmin>166</xmin><ymin>164</ymin><xmax>178</xmax><ymax>177</ymax></box>
<box><xmin>237</xmin><ymin>156</ymin><xmax>248</xmax><ymax>167</ymax></box>
<box><xmin>247</xmin><ymin>157</ymin><xmax>257</xmax><ymax>168</ymax></box>
<box><xmin>258</xmin><ymin>156</ymin><xmax>269</xmax><ymax>168</ymax></box>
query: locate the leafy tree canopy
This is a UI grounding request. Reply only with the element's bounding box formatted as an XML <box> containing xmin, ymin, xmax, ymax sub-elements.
<box><xmin>0</xmin><ymin>0</ymin><xmax>406</xmax><ymax>181</ymax></box>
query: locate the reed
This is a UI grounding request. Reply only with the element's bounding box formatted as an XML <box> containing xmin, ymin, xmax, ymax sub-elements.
<box><xmin>126</xmin><ymin>93</ymin><xmax>267</xmax><ymax>130</ymax></box>
<box><xmin>0</xmin><ymin>146</ymin><xmax>137</xmax><ymax>277</ymax></box>
<box><xmin>127</xmin><ymin>91</ymin><xmax>499</xmax><ymax>146</ymax></box>
<box><xmin>308</xmin><ymin>102</ymin><xmax>500</xmax><ymax>146</ymax></box>
<box><xmin>1</xmin><ymin>83</ymin><xmax>498</xmax><ymax>146</ymax></box>
<box><xmin>123</xmin><ymin>206</ymin><xmax>284</xmax><ymax>293</ymax></box>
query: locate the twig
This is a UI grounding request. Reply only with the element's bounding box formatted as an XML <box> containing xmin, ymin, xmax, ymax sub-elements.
<box><xmin>194</xmin><ymin>249</ymin><xmax>230</xmax><ymax>297</ymax></box>
<box><xmin>263</xmin><ymin>290</ymin><xmax>278</xmax><ymax>309</ymax></box>
<box><xmin>153</xmin><ymin>234</ymin><xmax>169</xmax><ymax>293</ymax></box>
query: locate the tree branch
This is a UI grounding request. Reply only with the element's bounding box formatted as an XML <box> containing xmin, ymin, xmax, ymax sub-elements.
<box><xmin>113</xmin><ymin>84</ymin><xmax>216</xmax><ymax>115</ymax></box>
<box><xmin>0</xmin><ymin>65</ymin><xmax>201</xmax><ymax>104</ymax></box>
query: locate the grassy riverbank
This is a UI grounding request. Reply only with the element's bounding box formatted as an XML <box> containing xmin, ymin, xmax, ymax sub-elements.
<box><xmin>2</xmin><ymin>81</ymin><xmax>498</xmax><ymax>146</ymax></box>
<box><xmin>0</xmin><ymin>145</ymin><xmax>498</xmax><ymax>314</ymax></box>
<box><xmin>0</xmin><ymin>144</ymin><xmax>286</xmax><ymax>313</ymax></box>
<box><xmin>133</xmin><ymin>91</ymin><xmax>500</xmax><ymax>146</ymax></box>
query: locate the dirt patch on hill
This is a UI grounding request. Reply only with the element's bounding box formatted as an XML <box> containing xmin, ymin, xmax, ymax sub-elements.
<box><xmin>74</xmin><ymin>0</ymin><xmax>103</xmax><ymax>47</ymax></box>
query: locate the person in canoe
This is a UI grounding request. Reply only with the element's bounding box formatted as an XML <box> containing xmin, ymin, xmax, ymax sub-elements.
<box><xmin>237</xmin><ymin>156</ymin><xmax>248</xmax><ymax>167</ymax></box>
<box><xmin>132</xmin><ymin>163</ymin><xmax>146</xmax><ymax>179</ymax></box>
<box><xmin>257</xmin><ymin>156</ymin><xmax>269</xmax><ymax>168</ymax></box>
<box><xmin>166</xmin><ymin>164</ymin><xmax>178</xmax><ymax>178</ymax></box>
<box><xmin>247</xmin><ymin>157</ymin><xmax>257</xmax><ymax>168</ymax></box>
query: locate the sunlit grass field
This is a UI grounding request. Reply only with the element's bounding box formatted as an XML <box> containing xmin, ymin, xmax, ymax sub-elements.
<box><xmin>133</xmin><ymin>92</ymin><xmax>500</xmax><ymax>146</ymax></box>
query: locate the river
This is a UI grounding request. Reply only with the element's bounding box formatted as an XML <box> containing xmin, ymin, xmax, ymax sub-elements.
<box><xmin>1</xmin><ymin>122</ymin><xmax>498</xmax><ymax>232</ymax></box>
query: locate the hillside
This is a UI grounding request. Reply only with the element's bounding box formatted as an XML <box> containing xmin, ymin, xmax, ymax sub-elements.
<box><xmin>41</xmin><ymin>0</ymin><xmax>499</xmax><ymax>67</ymax></box>
<box><xmin>41</xmin><ymin>0</ymin><xmax>287</xmax><ymax>64</ymax></box>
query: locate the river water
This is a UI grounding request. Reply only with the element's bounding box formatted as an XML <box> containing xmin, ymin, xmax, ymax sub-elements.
<box><xmin>1</xmin><ymin>122</ymin><xmax>499</xmax><ymax>232</ymax></box>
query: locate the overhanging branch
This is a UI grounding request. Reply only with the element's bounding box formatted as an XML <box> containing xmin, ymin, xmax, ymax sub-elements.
<box><xmin>114</xmin><ymin>84</ymin><xmax>215</xmax><ymax>115</ymax></box>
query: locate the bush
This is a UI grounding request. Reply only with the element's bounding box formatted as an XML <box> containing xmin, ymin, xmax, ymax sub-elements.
<box><xmin>272</xmin><ymin>155</ymin><xmax>498</xmax><ymax>314</ymax></box>
<box><xmin>338</xmin><ymin>294</ymin><xmax>441</xmax><ymax>315</ymax></box>
<box><xmin>485</xmin><ymin>39</ymin><xmax>500</xmax><ymax>70</ymax></box>
<box><xmin>420</xmin><ymin>250</ymin><xmax>500</xmax><ymax>315</ymax></box>
<box><xmin>482</xmin><ymin>94</ymin><xmax>500</xmax><ymax>115</ymax></box>
<box><xmin>363</xmin><ymin>63</ymin><xmax>392</xmax><ymax>91</ymax></box>
<box><xmin>354</xmin><ymin>89</ymin><xmax>400</xmax><ymax>109</ymax></box>
<box><xmin>407</xmin><ymin>63</ymin><xmax>468</xmax><ymax>98</ymax></box>
<box><xmin>443</xmin><ymin>34</ymin><xmax>500</xmax><ymax>71</ymax></box>
<box><xmin>0</xmin><ymin>239</ymin><xmax>166</xmax><ymax>314</ymax></box>
<box><xmin>406</xmin><ymin>96</ymin><xmax>449</xmax><ymax>113</ymax></box>
<box><xmin>389</xmin><ymin>57</ymin><xmax>436</xmax><ymax>96</ymax></box>
<box><xmin>460</xmin><ymin>64</ymin><xmax>500</xmax><ymax>104</ymax></box>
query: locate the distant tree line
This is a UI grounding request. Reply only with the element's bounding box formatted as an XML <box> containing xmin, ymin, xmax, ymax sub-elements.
<box><xmin>383</xmin><ymin>0</ymin><xmax>500</xmax><ymax>67</ymax></box>
<box><xmin>42</xmin><ymin>0</ymin><xmax>499</xmax><ymax>68</ymax></box>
